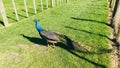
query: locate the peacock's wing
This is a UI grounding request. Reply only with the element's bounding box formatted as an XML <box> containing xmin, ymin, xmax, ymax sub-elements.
<box><xmin>40</xmin><ymin>30</ymin><xmax>59</xmax><ymax>41</ymax></box>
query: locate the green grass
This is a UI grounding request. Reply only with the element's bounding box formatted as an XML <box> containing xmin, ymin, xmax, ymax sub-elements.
<box><xmin>0</xmin><ymin>0</ymin><xmax>111</xmax><ymax>68</ymax></box>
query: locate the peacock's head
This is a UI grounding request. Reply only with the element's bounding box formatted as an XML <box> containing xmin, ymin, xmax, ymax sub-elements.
<box><xmin>34</xmin><ymin>19</ymin><xmax>40</xmax><ymax>23</ymax></box>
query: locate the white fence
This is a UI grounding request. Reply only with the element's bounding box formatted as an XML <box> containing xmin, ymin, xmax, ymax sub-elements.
<box><xmin>0</xmin><ymin>0</ymin><xmax>70</xmax><ymax>27</ymax></box>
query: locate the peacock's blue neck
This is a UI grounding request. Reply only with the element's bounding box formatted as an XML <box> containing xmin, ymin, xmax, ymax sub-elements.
<box><xmin>35</xmin><ymin>21</ymin><xmax>44</xmax><ymax>32</ymax></box>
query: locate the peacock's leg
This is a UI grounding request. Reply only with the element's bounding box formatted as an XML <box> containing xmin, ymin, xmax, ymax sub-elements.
<box><xmin>47</xmin><ymin>42</ymin><xmax>50</xmax><ymax>50</ymax></box>
<box><xmin>47</xmin><ymin>42</ymin><xmax>49</xmax><ymax>47</ymax></box>
<box><xmin>53</xmin><ymin>43</ymin><xmax>55</xmax><ymax>48</ymax></box>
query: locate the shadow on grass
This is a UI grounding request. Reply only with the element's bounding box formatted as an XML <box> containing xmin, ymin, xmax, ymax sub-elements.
<box><xmin>56</xmin><ymin>35</ymin><xmax>108</xmax><ymax>68</ymax></box>
<box><xmin>20</xmin><ymin>34</ymin><xmax>47</xmax><ymax>46</ymax></box>
<box><xmin>64</xmin><ymin>26</ymin><xmax>111</xmax><ymax>40</ymax></box>
<box><xmin>7</xmin><ymin>12</ymin><xmax>26</xmax><ymax>22</ymax></box>
<box><xmin>21</xmin><ymin>34</ymin><xmax>110</xmax><ymax>68</ymax></box>
<box><xmin>13</xmin><ymin>12</ymin><xmax>26</xmax><ymax>18</ymax></box>
<box><xmin>71</xmin><ymin>17</ymin><xmax>111</xmax><ymax>27</ymax></box>
<box><xmin>38</xmin><ymin>4</ymin><xmax>51</xmax><ymax>9</ymax></box>
<box><xmin>18</xmin><ymin>14</ymin><xmax>26</xmax><ymax>18</ymax></box>
<box><xmin>0</xmin><ymin>20</ymin><xmax>4</xmax><ymax>26</ymax></box>
<box><xmin>7</xmin><ymin>16</ymin><xmax>17</xmax><ymax>21</ymax></box>
<box><xmin>21</xmin><ymin>8</ymin><xmax>42</xmax><ymax>16</ymax></box>
<box><xmin>21</xmin><ymin>9</ymin><xmax>34</xmax><ymax>15</ymax></box>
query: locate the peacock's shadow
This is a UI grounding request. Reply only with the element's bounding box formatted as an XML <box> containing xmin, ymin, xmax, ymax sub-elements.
<box><xmin>20</xmin><ymin>34</ymin><xmax>47</xmax><ymax>46</ymax></box>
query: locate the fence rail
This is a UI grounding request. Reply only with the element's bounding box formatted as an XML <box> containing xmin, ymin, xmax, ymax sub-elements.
<box><xmin>0</xmin><ymin>0</ymin><xmax>75</xmax><ymax>27</ymax></box>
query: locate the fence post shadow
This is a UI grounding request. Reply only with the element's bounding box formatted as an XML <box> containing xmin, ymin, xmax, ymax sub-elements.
<box><xmin>71</xmin><ymin>17</ymin><xmax>112</xmax><ymax>27</ymax></box>
<box><xmin>64</xmin><ymin>25</ymin><xmax>111</xmax><ymax>40</ymax></box>
<box><xmin>0</xmin><ymin>20</ymin><xmax>4</xmax><ymax>26</ymax></box>
<box><xmin>7</xmin><ymin>16</ymin><xmax>17</xmax><ymax>21</ymax></box>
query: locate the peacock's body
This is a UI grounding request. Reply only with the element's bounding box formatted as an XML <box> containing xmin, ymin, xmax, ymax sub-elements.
<box><xmin>34</xmin><ymin>20</ymin><xmax>59</xmax><ymax>47</ymax></box>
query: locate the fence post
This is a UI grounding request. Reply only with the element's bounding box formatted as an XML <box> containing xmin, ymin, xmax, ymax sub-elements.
<box><xmin>60</xmin><ymin>0</ymin><xmax>61</xmax><ymax>5</ymax></box>
<box><xmin>112</xmin><ymin>0</ymin><xmax>120</xmax><ymax>44</ymax></box>
<box><xmin>51</xmin><ymin>0</ymin><xmax>54</xmax><ymax>7</ymax></box>
<box><xmin>33</xmin><ymin>0</ymin><xmax>37</xmax><ymax>14</ymax></box>
<box><xmin>66</xmin><ymin>0</ymin><xmax>69</xmax><ymax>3</ymax></box>
<box><xmin>56</xmin><ymin>0</ymin><xmax>58</xmax><ymax>6</ymax></box>
<box><xmin>46</xmin><ymin>0</ymin><xmax>48</xmax><ymax>9</ymax></box>
<box><xmin>40</xmin><ymin>0</ymin><xmax>43</xmax><ymax>11</ymax></box>
<box><xmin>12</xmin><ymin>0</ymin><xmax>19</xmax><ymax>21</ymax></box>
<box><xmin>0</xmin><ymin>0</ymin><xmax>9</xmax><ymax>26</ymax></box>
<box><xmin>61</xmin><ymin>0</ymin><xmax>63</xmax><ymax>3</ymax></box>
<box><xmin>24</xmin><ymin>0</ymin><xmax>29</xmax><ymax>17</ymax></box>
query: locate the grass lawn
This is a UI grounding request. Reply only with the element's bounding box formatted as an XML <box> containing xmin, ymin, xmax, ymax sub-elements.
<box><xmin>0</xmin><ymin>0</ymin><xmax>111</xmax><ymax>68</ymax></box>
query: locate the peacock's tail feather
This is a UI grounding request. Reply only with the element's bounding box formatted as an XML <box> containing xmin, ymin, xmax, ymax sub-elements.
<box><xmin>54</xmin><ymin>32</ymin><xmax>89</xmax><ymax>52</ymax></box>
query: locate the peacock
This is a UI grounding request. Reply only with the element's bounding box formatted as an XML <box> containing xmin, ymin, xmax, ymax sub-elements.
<box><xmin>34</xmin><ymin>19</ymin><xmax>89</xmax><ymax>53</ymax></box>
<box><xmin>34</xmin><ymin>19</ymin><xmax>60</xmax><ymax>47</ymax></box>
